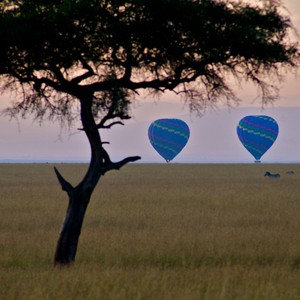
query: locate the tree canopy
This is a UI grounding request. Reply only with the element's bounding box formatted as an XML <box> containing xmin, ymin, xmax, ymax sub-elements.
<box><xmin>0</xmin><ymin>0</ymin><xmax>298</xmax><ymax>122</ymax></box>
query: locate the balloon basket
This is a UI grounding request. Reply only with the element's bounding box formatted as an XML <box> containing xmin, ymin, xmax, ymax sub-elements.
<box><xmin>254</xmin><ymin>160</ymin><xmax>261</xmax><ymax>163</ymax></box>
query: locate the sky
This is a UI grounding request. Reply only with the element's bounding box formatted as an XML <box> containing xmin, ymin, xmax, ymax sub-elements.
<box><xmin>0</xmin><ymin>0</ymin><xmax>299</xmax><ymax>164</ymax></box>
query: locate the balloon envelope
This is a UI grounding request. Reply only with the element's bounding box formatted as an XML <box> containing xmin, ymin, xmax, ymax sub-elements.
<box><xmin>237</xmin><ymin>115</ymin><xmax>279</xmax><ymax>162</ymax></box>
<box><xmin>148</xmin><ymin>118</ymin><xmax>190</xmax><ymax>162</ymax></box>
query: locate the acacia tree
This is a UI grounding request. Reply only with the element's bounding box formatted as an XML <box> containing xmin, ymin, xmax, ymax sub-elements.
<box><xmin>0</xmin><ymin>0</ymin><xmax>298</xmax><ymax>265</ymax></box>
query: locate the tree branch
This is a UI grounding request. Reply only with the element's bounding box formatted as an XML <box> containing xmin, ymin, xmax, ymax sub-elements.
<box><xmin>70</xmin><ymin>57</ymin><xmax>95</xmax><ymax>84</ymax></box>
<box><xmin>97</xmin><ymin>108</ymin><xmax>131</xmax><ymax>128</ymax></box>
<box><xmin>98</xmin><ymin>146</ymin><xmax>141</xmax><ymax>174</ymax></box>
<box><xmin>52</xmin><ymin>66</ymin><xmax>67</xmax><ymax>84</ymax></box>
<box><xmin>54</xmin><ymin>167</ymin><xmax>74</xmax><ymax>196</ymax></box>
<box><xmin>103</xmin><ymin>156</ymin><xmax>141</xmax><ymax>174</ymax></box>
<box><xmin>97</xmin><ymin>121</ymin><xmax>124</xmax><ymax>129</ymax></box>
<box><xmin>87</xmin><ymin>67</ymin><xmax>205</xmax><ymax>93</ymax></box>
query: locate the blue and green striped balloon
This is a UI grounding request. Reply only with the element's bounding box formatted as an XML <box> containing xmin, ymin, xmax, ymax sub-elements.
<box><xmin>237</xmin><ymin>115</ymin><xmax>279</xmax><ymax>162</ymax></box>
<box><xmin>148</xmin><ymin>118</ymin><xmax>190</xmax><ymax>162</ymax></box>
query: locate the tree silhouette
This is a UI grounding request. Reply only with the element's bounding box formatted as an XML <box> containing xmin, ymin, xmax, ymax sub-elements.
<box><xmin>0</xmin><ymin>0</ymin><xmax>298</xmax><ymax>265</ymax></box>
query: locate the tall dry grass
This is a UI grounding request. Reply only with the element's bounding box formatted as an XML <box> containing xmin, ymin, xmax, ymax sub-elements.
<box><xmin>1</xmin><ymin>163</ymin><xmax>300</xmax><ymax>299</ymax></box>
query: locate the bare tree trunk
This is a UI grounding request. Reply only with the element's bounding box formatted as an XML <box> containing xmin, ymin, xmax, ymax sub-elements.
<box><xmin>53</xmin><ymin>94</ymin><xmax>102</xmax><ymax>266</ymax></box>
<box><xmin>53</xmin><ymin>93</ymin><xmax>140</xmax><ymax>266</ymax></box>
<box><xmin>54</xmin><ymin>187</ymin><xmax>92</xmax><ymax>265</ymax></box>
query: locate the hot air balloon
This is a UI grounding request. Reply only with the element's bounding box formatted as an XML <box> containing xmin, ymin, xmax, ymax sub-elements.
<box><xmin>148</xmin><ymin>118</ymin><xmax>190</xmax><ymax>162</ymax></box>
<box><xmin>237</xmin><ymin>115</ymin><xmax>279</xmax><ymax>162</ymax></box>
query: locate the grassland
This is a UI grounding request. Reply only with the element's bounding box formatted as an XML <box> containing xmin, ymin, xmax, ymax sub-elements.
<box><xmin>1</xmin><ymin>163</ymin><xmax>300</xmax><ymax>299</ymax></box>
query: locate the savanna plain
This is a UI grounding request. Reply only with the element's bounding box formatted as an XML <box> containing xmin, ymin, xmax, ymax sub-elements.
<box><xmin>1</xmin><ymin>163</ymin><xmax>300</xmax><ymax>300</ymax></box>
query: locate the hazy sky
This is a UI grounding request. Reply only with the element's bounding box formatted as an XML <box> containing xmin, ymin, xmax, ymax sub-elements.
<box><xmin>0</xmin><ymin>0</ymin><xmax>299</xmax><ymax>163</ymax></box>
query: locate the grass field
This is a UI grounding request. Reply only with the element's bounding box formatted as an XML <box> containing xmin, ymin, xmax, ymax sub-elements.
<box><xmin>1</xmin><ymin>163</ymin><xmax>300</xmax><ymax>299</ymax></box>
